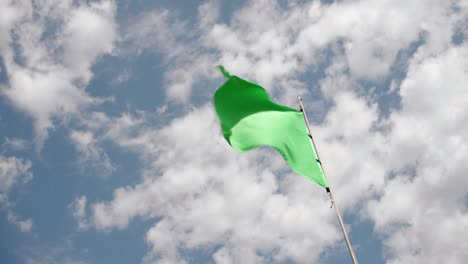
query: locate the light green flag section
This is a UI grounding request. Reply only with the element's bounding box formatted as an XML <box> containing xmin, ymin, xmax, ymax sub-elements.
<box><xmin>213</xmin><ymin>66</ymin><xmax>329</xmax><ymax>188</ymax></box>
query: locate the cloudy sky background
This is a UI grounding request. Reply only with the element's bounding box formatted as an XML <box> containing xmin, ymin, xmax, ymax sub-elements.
<box><xmin>1</xmin><ymin>0</ymin><xmax>468</xmax><ymax>263</ymax></box>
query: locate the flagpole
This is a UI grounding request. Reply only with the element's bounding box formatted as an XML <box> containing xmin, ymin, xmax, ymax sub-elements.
<box><xmin>298</xmin><ymin>96</ymin><xmax>359</xmax><ymax>264</ymax></box>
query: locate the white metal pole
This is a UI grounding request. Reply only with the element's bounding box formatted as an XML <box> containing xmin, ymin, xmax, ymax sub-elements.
<box><xmin>298</xmin><ymin>96</ymin><xmax>359</xmax><ymax>264</ymax></box>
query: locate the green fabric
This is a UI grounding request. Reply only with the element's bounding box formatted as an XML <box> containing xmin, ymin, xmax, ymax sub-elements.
<box><xmin>213</xmin><ymin>66</ymin><xmax>328</xmax><ymax>188</ymax></box>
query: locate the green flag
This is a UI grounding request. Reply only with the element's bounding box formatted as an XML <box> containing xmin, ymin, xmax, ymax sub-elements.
<box><xmin>213</xmin><ymin>66</ymin><xmax>328</xmax><ymax>188</ymax></box>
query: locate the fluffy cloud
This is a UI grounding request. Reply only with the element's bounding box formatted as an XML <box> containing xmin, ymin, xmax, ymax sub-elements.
<box><xmin>123</xmin><ymin>7</ymin><xmax>216</xmax><ymax>102</ymax></box>
<box><xmin>0</xmin><ymin>155</ymin><xmax>32</xmax><ymax>203</ymax></box>
<box><xmin>0</xmin><ymin>0</ymin><xmax>117</xmax><ymax>147</ymax></box>
<box><xmin>21</xmin><ymin>243</ymin><xmax>88</xmax><ymax>264</ymax></box>
<box><xmin>123</xmin><ymin>0</ymin><xmax>466</xmax><ymax>105</ymax></box>
<box><xmin>81</xmin><ymin>88</ymin><xmax>389</xmax><ymax>263</ymax></box>
<box><xmin>313</xmin><ymin>91</ymin><xmax>387</xmax><ymax>207</ymax></box>
<box><xmin>7</xmin><ymin>211</ymin><xmax>33</xmax><ymax>232</ymax></box>
<box><xmin>55</xmin><ymin>0</ymin><xmax>468</xmax><ymax>263</ymax></box>
<box><xmin>69</xmin><ymin>130</ymin><xmax>116</xmax><ymax>177</ymax></box>
<box><xmin>69</xmin><ymin>195</ymin><xmax>88</xmax><ymax>230</ymax></box>
<box><xmin>86</xmin><ymin>106</ymin><xmax>340</xmax><ymax>263</ymax></box>
<box><xmin>15</xmin><ymin>0</ymin><xmax>468</xmax><ymax>263</ymax></box>
<box><xmin>1</xmin><ymin>137</ymin><xmax>29</xmax><ymax>152</ymax></box>
<box><xmin>0</xmin><ymin>154</ymin><xmax>33</xmax><ymax>232</ymax></box>
<box><xmin>366</xmin><ymin>43</ymin><xmax>468</xmax><ymax>264</ymax></box>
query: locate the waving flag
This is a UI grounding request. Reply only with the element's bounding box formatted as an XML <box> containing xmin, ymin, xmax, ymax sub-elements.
<box><xmin>213</xmin><ymin>66</ymin><xmax>328</xmax><ymax>187</ymax></box>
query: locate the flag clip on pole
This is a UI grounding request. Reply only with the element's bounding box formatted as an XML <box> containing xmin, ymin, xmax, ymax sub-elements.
<box><xmin>325</xmin><ymin>187</ymin><xmax>333</xmax><ymax>208</ymax></box>
<box><xmin>298</xmin><ymin>96</ymin><xmax>359</xmax><ymax>264</ymax></box>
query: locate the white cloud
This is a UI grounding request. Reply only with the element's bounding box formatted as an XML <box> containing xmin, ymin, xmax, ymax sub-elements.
<box><xmin>69</xmin><ymin>130</ymin><xmax>116</xmax><ymax>177</ymax></box>
<box><xmin>0</xmin><ymin>0</ymin><xmax>117</xmax><ymax>148</ymax></box>
<box><xmin>18</xmin><ymin>217</ymin><xmax>33</xmax><ymax>232</ymax></box>
<box><xmin>62</xmin><ymin>1</ymin><xmax>117</xmax><ymax>82</ymax></box>
<box><xmin>0</xmin><ymin>155</ymin><xmax>33</xmax><ymax>232</ymax></box>
<box><xmin>123</xmin><ymin>0</ymin><xmax>465</xmax><ymax>104</ymax></box>
<box><xmin>311</xmin><ymin>91</ymin><xmax>388</xmax><ymax>211</ymax></box>
<box><xmin>7</xmin><ymin>211</ymin><xmax>33</xmax><ymax>233</ymax></box>
<box><xmin>366</xmin><ymin>43</ymin><xmax>468</xmax><ymax>264</ymax></box>
<box><xmin>124</xmin><ymin>8</ymin><xmax>216</xmax><ymax>102</ymax></box>
<box><xmin>0</xmin><ymin>155</ymin><xmax>32</xmax><ymax>200</ymax></box>
<box><xmin>83</xmin><ymin>106</ymin><xmax>339</xmax><ymax>263</ymax></box>
<box><xmin>69</xmin><ymin>195</ymin><xmax>88</xmax><ymax>230</ymax></box>
<box><xmin>22</xmin><ymin>243</ymin><xmax>88</xmax><ymax>264</ymax></box>
<box><xmin>111</xmin><ymin>68</ymin><xmax>132</xmax><ymax>86</ymax></box>
<box><xmin>1</xmin><ymin>137</ymin><xmax>29</xmax><ymax>152</ymax></box>
<box><xmin>58</xmin><ymin>0</ymin><xmax>468</xmax><ymax>263</ymax></box>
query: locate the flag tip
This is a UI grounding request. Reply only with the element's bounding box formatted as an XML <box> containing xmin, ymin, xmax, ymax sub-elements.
<box><xmin>217</xmin><ymin>65</ymin><xmax>231</xmax><ymax>78</ymax></box>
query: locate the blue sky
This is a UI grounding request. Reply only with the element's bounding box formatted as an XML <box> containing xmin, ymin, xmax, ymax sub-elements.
<box><xmin>1</xmin><ymin>0</ymin><xmax>468</xmax><ymax>263</ymax></box>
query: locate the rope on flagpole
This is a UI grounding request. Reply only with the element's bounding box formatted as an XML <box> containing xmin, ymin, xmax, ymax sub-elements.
<box><xmin>298</xmin><ymin>96</ymin><xmax>359</xmax><ymax>264</ymax></box>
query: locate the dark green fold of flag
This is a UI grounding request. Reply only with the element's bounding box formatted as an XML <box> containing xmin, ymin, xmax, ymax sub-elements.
<box><xmin>213</xmin><ymin>66</ymin><xmax>328</xmax><ymax>188</ymax></box>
